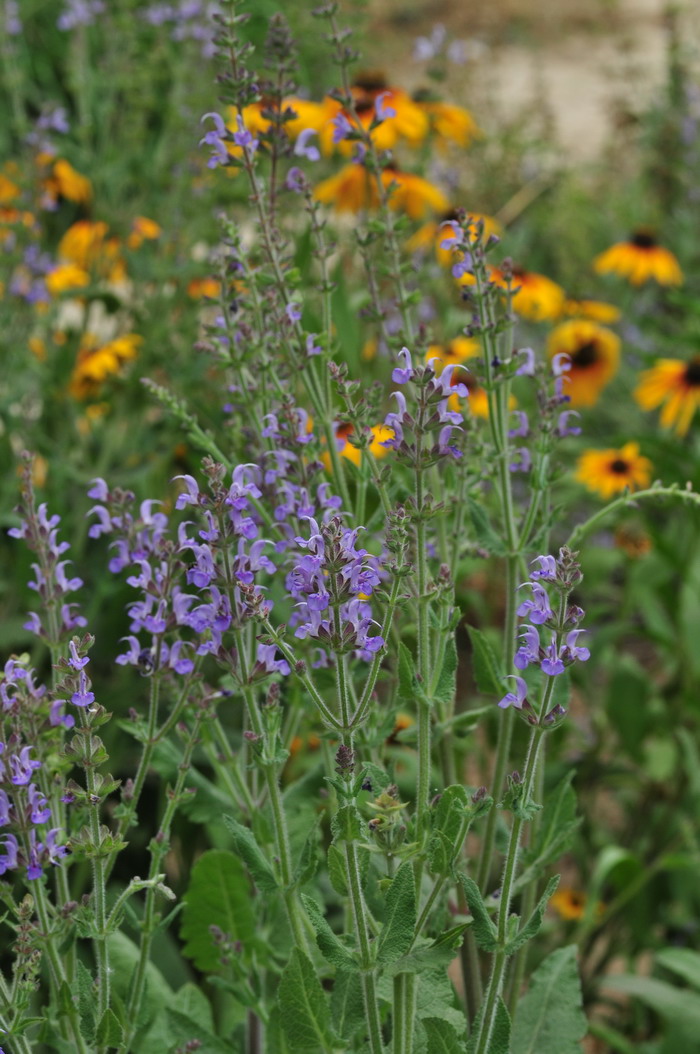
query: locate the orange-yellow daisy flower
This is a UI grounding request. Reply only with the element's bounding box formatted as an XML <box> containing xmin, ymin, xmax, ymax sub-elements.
<box><xmin>323</xmin><ymin>422</ymin><xmax>394</xmax><ymax>470</ymax></box>
<box><xmin>57</xmin><ymin>220</ymin><xmax>125</xmax><ymax>282</ymax></box>
<box><xmin>410</xmin><ymin>95</ymin><xmax>481</xmax><ymax>150</ymax></box>
<box><xmin>187</xmin><ymin>276</ymin><xmax>222</xmax><ymax>299</ymax></box>
<box><xmin>45</xmin><ymin>262</ymin><xmax>90</xmax><ymax>297</ymax></box>
<box><xmin>634</xmin><ymin>356</ymin><xmax>700</xmax><ymax>435</ymax></box>
<box><xmin>492</xmin><ymin>266</ymin><xmax>565</xmax><ymax>322</ymax></box>
<box><xmin>561</xmin><ymin>298</ymin><xmax>621</xmax><ymax>324</ymax></box>
<box><xmin>45</xmin><ymin>159</ymin><xmax>92</xmax><ymax>205</ymax></box>
<box><xmin>593</xmin><ymin>230</ymin><xmax>682</xmax><ymax>286</ymax></box>
<box><xmin>69</xmin><ymin>333</ymin><xmax>141</xmax><ymax>399</ymax></box>
<box><xmin>575</xmin><ymin>442</ymin><xmax>652</xmax><ymax>499</ymax></box>
<box><xmin>0</xmin><ymin>174</ymin><xmax>21</xmax><ymax>205</ymax></box>
<box><xmin>315</xmin><ymin>164</ymin><xmax>448</xmax><ymax>218</ymax></box>
<box><xmin>549</xmin><ymin>888</ymin><xmax>606</xmax><ymax>921</ymax></box>
<box><xmin>126</xmin><ymin>216</ymin><xmax>161</xmax><ymax>249</ymax></box>
<box><xmin>547</xmin><ymin>319</ymin><xmax>620</xmax><ymax>407</ymax></box>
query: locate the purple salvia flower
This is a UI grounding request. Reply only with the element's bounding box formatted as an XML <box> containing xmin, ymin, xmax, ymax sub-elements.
<box><xmin>27</xmin><ymin>784</ymin><xmax>51</xmax><ymax>824</ymax></box>
<box><xmin>508</xmin><ymin>411</ymin><xmax>529</xmax><ymax>438</ymax></box>
<box><xmin>375</xmin><ymin>92</ymin><xmax>397</xmax><ymax>121</ymax></box>
<box><xmin>530</xmin><ymin>555</ymin><xmax>557</xmax><ymax>581</ymax></box>
<box><xmin>392</xmin><ymin>347</ymin><xmax>415</xmax><ymax>384</ymax></box>
<box><xmin>0</xmin><ymin>834</ymin><xmax>18</xmax><ymax>876</ymax></box>
<box><xmin>561</xmin><ymin>629</ymin><xmax>590</xmax><ymax>663</ymax></box>
<box><xmin>515</xmin><ymin>347</ymin><xmax>535</xmax><ymax>376</ymax></box>
<box><xmin>294</xmin><ymin>128</ymin><xmax>320</xmax><ymax>161</ymax></box>
<box><xmin>10</xmin><ymin>747</ymin><xmax>41</xmax><ymax>786</ymax></box>
<box><xmin>285</xmin><ymin>302</ymin><xmax>301</xmax><ymax>323</ymax></box>
<box><xmin>332</xmin><ymin>111</ymin><xmax>354</xmax><ymax>143</ymax></box>
<box><xmin>497</xmin><ymin>675</ymin><xmax>528</xmax><ymax>710</ymax></box>
<box><xmin>71</xmin><ymin>670</ymin><xmax>95</xmax><ymax>707</ymax></box>
<box><xmin>68</xmin><ymin>639</ymin><xmax>89</xmax><ymax>670</ymax></box>
<box><xmin>541</xmin><ymin>634</ymin><xmax>565</xmax><ymax>676</ymax></box>
<box><xmin>516</xmin><ymin>582</ymin><xmax>554</xmax><ymax>624</ymax></box>
<box><xmin>514</xmin><ymin>624</ymin><xmax>541</xmax><ymax>670</ymax></box>
<box><xmin>555</xmin><ymin>410</ymin><xmax>582</xmax><ymax>437</ymax></box>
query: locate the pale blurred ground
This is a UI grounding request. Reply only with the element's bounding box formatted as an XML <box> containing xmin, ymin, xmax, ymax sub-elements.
<box><xmin>365</xmin><ymin>0</ymin><xmax>700</xmax><ymax>161</ymax></box>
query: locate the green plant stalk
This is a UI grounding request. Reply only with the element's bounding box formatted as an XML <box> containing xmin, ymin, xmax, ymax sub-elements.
<box><xmin>566</xmin><ymin>484</ymin><xmax>700</xmax><ymax>549</ymax></box>
<box><xmin>0</xmin><ymin>970</ymin><xmax>33</xmax><ymax>1054</ymax></box>
<box><xmin>105</xmin><ymin>666</ymin><xmax>162</xmax><ymax>880</ymax></box>
<box><xmin>243</xmin><ymin>684</ymin><xmax>308</xmax><ymax>951</ymax></box>
<box><xmin>78</xmin><ymin>711</ymin><xmax>110</xmax><ymax>1021</ymax></box>
<box><xmin>32</xmin><ymin>879</ymin><xmax>89</xmax><ymax>1054</ymax></box>
<box><xmin>260</xmin><ymin>619</ymin><xmax>342</xmax><ymax>729</ymax></box>
<box><xmin>117</xmin><ymin>709</ymin><xmax>205</xmax><ymax>1054</ymax></box>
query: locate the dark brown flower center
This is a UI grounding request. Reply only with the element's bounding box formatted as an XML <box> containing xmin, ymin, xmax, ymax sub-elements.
<box><xmin>336</xmin><ymin>422</ymin><xmax>354</xmax><ymax>441</ymax></box>
<box><xmin>631</xmin><ymin>230</ymin><xmax>657</xmax><ymax>249</ymax></box>
<box><xmin>570</xmin><ymin>341</ymin><xmax>599</xmax><ymax>368</ymax></box>
<box><xmin>610</xmin><ymin>458</ymin><xmax>630</xmax><ymax>475</ymax></box>
<box><xmin>684</xmin><ymin>358</ymin><xmax>700</xmax><ymax>386</ymax></box>
<box><xmin>352</xmin><ymin>71</ymin><xmax>387</xmax><ymax>95</ymax></box>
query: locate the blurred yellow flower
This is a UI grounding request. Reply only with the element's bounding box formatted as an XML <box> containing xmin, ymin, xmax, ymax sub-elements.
<box><xmin>575</xmin><ymin>442</ymin><xmax>652</xmax><ymax>499</ymax></box>
<box><xmin>634</xmin><ymin>357</ymin><xmax>700</xmax><ymax>435</ymax></box>
<box><xmin>411</xmin><ymin>96</ymin><xmax>481</xmax><ymax>150</ymax></box>
<box><xmin>58</xmin><ymin>220</ymin><xmax>125</xmax><ymax>282</ymax></box>
<box><xmin>47</xmin><ymin>159</ymin><xmax>93</xmax><ymax>205</ymax></box>
<box><xmin>492</xmin><ymin>266</ymin><xmax>565</xmax><ymax>321</ymax></box>
<box><xmin>560</xmin><ymin>298</ymin><xmax>621</xmax><ymax>324</ymax></box>
<box><xmin>127</xmin><ymin>216</ymin><xmax>162</xmax><ymax>249</ymax></box>
<box><xmin>550</xmin><ymin>888</ymin><xmax>588</xmax><ymax>921</ymax></box>
<box><xmin>593</xmin><ymin>231</ymin><xmax>682</xmax><ymax>286</ymax></box>
<box><xmin>381</xmin><ymin>168</ymin><xmax>449</xmax><ymax>219</ymax></box>
<box><xmin>29</xmin><ymin>336</ymin><xmax>47</xmax><ymax>361</ymax></box>
<box><xmin>45</xmin><ymin>263</ymin><xmax>90</xmax><ymax>296</ymax></box>
<box><xmin>323</xmin><ymin>422</ymin><xmax>394</xmax><ymax>469</ymax></box>
<box><xmin>0</xmin><ymin>174</ymin><xmax>21</xmax><ymax>204</ymax></box>
<box><xmin>547</xmin><ymin>319</ymin><xmax>620</xmax><ymax>407</ymax></box>
<box><xmin>315</xmin><ymin>164</ymin><xmax>447</xmax><ymax>218</ymax></box>
<box><xmin>69</xmin><ymin>333</ymin><xmax>141</xmax><ymax>399</ymax></box>
<box><xmin>317</xmin><ymin>73</ymin><xmax>429</xmax><ymax>156</ymax></box>
<box><xmin>187</xmin><ymin>276</ymin><xmax>222</xmax><ymax>299</ymax></box>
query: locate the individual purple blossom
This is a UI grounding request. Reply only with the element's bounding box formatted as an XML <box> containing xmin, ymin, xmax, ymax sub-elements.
<box><xmin>254</xmin><ymin>643</ymin><xmax>290</xmax><ymax>677</ymax></box>
<box><xmin>508</xmin><ymin>411</ymin><xmax>529</xmax><ymax>438</ymax></box>
<box><xmin>10</xmin><ymin>747</ymin><xmax>41</xmax><ymax>786</ymax></box>
<box><xmin>0</xmin><ymin>791</ymin><xmax>12</xmax><ymax>826</ymax></box>
<box><xmin>285</xmin><ymin>166</ymin><xmax>306</xmax><ymax>193</ymax></box>
<box><xmin>514</xmin><ymin>625</ymin><xmax>541</xmax><ymax>670</ymax></box>
<box><xmin>392</xmin><ymin>347</ymin><xmax>415</xmax><ymax>384</ymax></box>
<box><xmin>68</xmin><ymin>639</ymin><xmax>89</xmax><ymax>670</ymax></box>
<box><xmin>232</xmin><ymin>115</ymin><xmax>258</xmax><ymax>154</ymax></box>
<box><xmin>509</xmin><ymin>447</ymin><xmax>531</xmax><ymax>473</ymax></box>
<box><xmin>555</xmin><ymin>410</ymin><xmax>582</xmax><ymax>437</ymax></box>
<box><xmin>561</xmin><ymin>629</ymin><xmax>590</xmax><ymax>663</ymax></box>
<box><xmin>294</xmin><ymin>128</ymin><xmax>320</xmax><ymax>161</ymax></box>
<box><xmin>516</xmin><ymin>582</ymin><xmax>554</xmax><ymax>625</ymax></box>
<box><xmin>332</xmin><ymin>111</ymin><xmax>354</xmax><ymax>143</ymax></box>
<box><xmin>200</xmin><ymin>112</ymin><xmax>229</xmax><ymax>168</ymax></box>
<box><xmin>285</xmin><ymin>302</ymin><xmax>301</xmax><ymax>324</ymax></box>
<box><xmin>497</xmin><ymin>676</ymin><xmax>528</xmax><ymax>710</ymax></box>
<box><xmin>306</xmin><ymin>334</ymin><xmax>322</xmax><ymax>356</ymax></box>
<box><xmin>541</xmin><ymin>634</ymin><xmax>566</xmax><ymax>676</ymax></box>
<box><xmin>27</xmin><ymin>784</ymin><xmax>51</xmax><ymax>824</ymax></box>
<box><xmin>0</xmin><ymin>834</ymin><xmax>18</xmax><ymax>876</ymax></box>
<box><xmin>451</xmin><ymin>255</ymin><xmax>473</xmax><ymax>280</ymax></box>
<box><xmin>375</xmin><ymin>92</ymin><xmax>397</xmax><ymax>121</ymax></box>
<box><xmin>530</xmin><ymin>555</ymin><xmax>557</xmax><ymax>581</ymax></box>
<box><xmin>71</xmin><ymin>670</ymin><xmax>95</xmax><ymax>708</ymax></box>
<box><xmin>515</xmin><ymin>347</ymin><xmax>536</xmax><ymax>376</ymax></box>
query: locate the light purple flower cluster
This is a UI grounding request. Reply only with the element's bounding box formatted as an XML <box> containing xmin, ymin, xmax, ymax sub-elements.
<box><xmin>142</xmin><ymin>1</ymin><xmax>220</xmax><ymax>58</ymax></box>
<box><xmin>288</xmin><ymin>516</ymin><xmax>384</xmax><ymax>662</ymax></box>
<box><xmin>9</xmin><ymin>501</ymin><xmax>87</xmax><ymax>642</ymax></box>
<box><xmin>498</xmin><ymin>549</ymin><xmax>589</xmax><ymax>711</ymax></box>
<box><xmin>0</xmin><ymin>663</ymin><xmax>68</xmax><ymax>880</ymax></box>
<box><xmin>57</xmin><ymin>0</ymin><xmax>105</xmax><ymax>30</ymax></box>
<box><xmin>382</xmin><ymin>347</ymin><xmax>468</xmax><ymax>464</ymax></box>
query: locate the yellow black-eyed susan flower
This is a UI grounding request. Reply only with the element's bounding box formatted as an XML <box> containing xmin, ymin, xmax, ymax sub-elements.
<box><xmin>126</xmin><ymin>216</ymin><xmax>161</xmax><ymax>249</ymax></box>
<box><xmin>58</xmin><ymin>220</ymin><xmax>126</xmax><ymax>282</ymax></box>
<box><xmin>323</xmin><ymin>422</ymin><xmax>394</xmax><ymax>470</ymax></box>
<box><xmin>575</xmin><ymin>443</ymin><xmax>652</xmax><ymax>499</ymax></box>
<box><xmin>593</xmin><ymin>230</ymin><xmax>682</xmax><ymax>286</ymax></box>
<box><xmin>634</xmin><ymin>356</ymin><xmax>700</xmax><ymax>435</ymax></box>
<box><xmin>0</xmin><ymin>173</ymin><xmax>21</xmax><ymax>204</ymax></box>
<box><xmin>409</xmin><ymin>91</ymin><xmax>481</xmax><ymax>150</ymax></box>
<box><xmin>550</xmin><ymin>888</ymin><xmax>588</xmax><ymax>921</ymax></box>
<box><xmin>45</xmin><ymin>263</ymin><xmax>90</xmax><ymax>297</ymax></box>
<box><xmin>315</xmin><ymin>164</ymin><xmax>448</xmax><ymax>218</ymax></box>
<box><xmin>547</xmin><ymin>319</ymin><xmax>620</xmax><ymax>407</ymax></box>
<box><xmin>44</xmin><ymin>159</ymin><xmax>92</xmax><ymax>206</ymax></box>
<box><xmin>491</xmin><ymin>266</ymin><xmax>565</xmax><ymax>322</ymax></box>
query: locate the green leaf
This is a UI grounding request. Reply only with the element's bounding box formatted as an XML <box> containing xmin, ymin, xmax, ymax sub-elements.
<box><xmin>459</xmin><ymin>876</ymin><xmax>498</xmax><ymax>952</ymax></box>
<box><xmin>428</xmin><ymin>786</ymin><xmax>470</xmax><ymax>876</ymax></box>
<box><xmin>301</xmin><ymin>894</ymin><xmax>357</xmax><ymax>971</ymax></box>
<box><xmin>223</xmin><ymin>814</ymin><xmax>278</xmax><ymax>892</ymax></box>
<box><xmin>266</xmin><ymin>1007</ymin><xmax>292</xmax><ymax>1054</ymax></box>
<box><xmin>466</xmin><ymin>497</ymin><xmax>506</xmax><ymax>556</ymax></box>
<box><xmin>77</xmin><ymin>960</ymin><xmax>96</xmax><ymax>1043</ymax></box>
<box><xmin>467</xmin><ymin>996</ymin><xmax>512</xmax><ymax>1054</ymax></box>
<box><xmin>377</xmin><ymin>861</ymin><xmax>417</xmax><ymax>965</ymax></box>
<box><xmin>96</xmin><ymin>1009</ymin><xmax>123</xmax><ymax>1047</ymax></box>
<box><xmin>294</xmin><ymin>816</ymin><xmax>321</xmax><ymax>887</ymax></box>
<box><xmin>511</xmin><ymin>945</ymin><xmax>587</xmax><ymax>1054</ymax></box>
<box><xmin>331</xmin><ymin>804</ymin><xmax>363</xmax><ymax>843</ymax></box>
<box><xmin>330</xmin><ymin>971</ymin><xmax>365</xmax><ymax>1042</ymax></box>
<box><xmin>277</xmin><ymin>948</ymin><xmax>336</xmax><ymax>1052</ymax></box>
<box><xmin>180</xmin><ymin>850</ymin><xmax>256</xmax><ymax>971</ymax></box>
<box><xmin>174</xmin><ymin>983</ymin><xmax>215</xmax><ymax>1033</ymax></box>
<box><xmin>466</xmin><ymin>626</ymin><xmax>503</xmax><ymax>697</ymax></box>
<box><xmin>434</xmin><ymin>634</ymin><xmax>458</xmax><ymax>706</ymax></box>
<box><xmin>657</xmin><ymin>947</ymin><xmax>700</xmax><ymax>989</ymax></box>
<box><xmin>505</xmin><ymin>875</ymin><xmax>560</xmax><ymax>955</ymax></box>
<box><xmin>518</xmin><ymin>774</ymin><xmax>580</xmax><ymax>891</ymax></box>
<box><xmin>327</xmin><ymin>843</ymin><xmax>349</xmax><ymax>897</ymax></box>
<box><xmin>605</xmin><ymin>973</ymin><xmax>700</xmax><ymax>1033</ymax></box>
<box><xmin>423</xmin><ymin>1017</ymin><xmax>465</xmax><ymax>1053</ymax></box>
<box><xmin>397</xmin><ymin>641</ymin><xmax>418</xmax><ymax>702</ymax></box>
<box><xmin>385</xmin><ymin>928</ymin><xmax>467</xmax><ymax>977</ymax></box>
